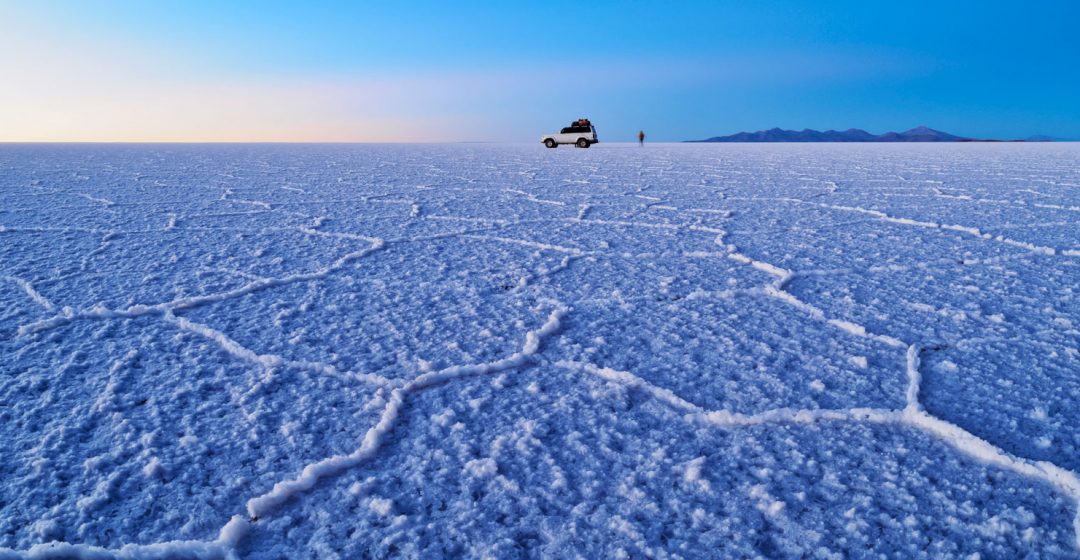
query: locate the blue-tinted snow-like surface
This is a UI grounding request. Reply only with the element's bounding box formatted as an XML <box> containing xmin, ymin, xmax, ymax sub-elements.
<box><xmin>1</xmin><ymin>143</ymin><xmax>1078</xmax><ymax>559</ymax></box>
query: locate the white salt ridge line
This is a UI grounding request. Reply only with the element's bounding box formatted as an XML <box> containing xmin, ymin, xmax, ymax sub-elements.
<box><xmin>573</xmin><ymin>287</ymin><xmax>752</xmax><ymax>309</ymax></box>
<box><xmin>361</xmin><ymin>195</ymin><xmax>415</xmax><ymax>205</ymax></box>
<box><xmin>559</xmin><ymin>359</ymin><xmax>898</xmax><ymax>428</ymax></box>
<box><xmin>245</xmin><ymin>304</ymin><xmax>566</xmax><ymax>519</ymax></box>
<box><xmin>723</xmin><ymin>260</ymin><xmax>904</xmax><ymax>350</ymax></box>
<box><xmin>75</xmin><ymin>193</ymin><xmax>115</xmax><ymax>207</ymax></box>
<box><xmin>92</xmin><ymin>350</ymin><xmax>141</xmax><ymax>415</ymax></box>
<box><xmin>426</xmin><ymin>215</ymin><xmax>512</xmax><ymax>226</ymax></box>
<box><xmin>731</xmin><ymin>196</ymin><xmax>1070</xmax><ymax>256</ymax></box>
<box><xmin>726</xmin><ymin>253</ymin><xmax>792</xmax><ymax>286</ymax></box>
<box><xmin>514</xmin><ymin>255</ymin><xmax>581</xmax><ymax>293</ymax></box>
<box><xmin>288</xmin><ymin>358</ymin><xmax>398</xmax><ymax>389</ymax></box>
<box><xmin>826</xmin><ymin>319</ymin><xmax>868</xmax><ymax>338</ymax></box>
<box><xmin>17</xmin><ymin>239</ymin><xmax>386</xmax><ymax>336</ymax></box>
<box><xmin>245</xmin><ymin>388</ymin><xmax>405</xmax><ymax>519</ymax></box>
<box><xmin>221</xmin><ymin>189</ymin><xmax>272</xmax><ymax>210</ymax></box>
<box><xmin>941</xmin><ymin>223</ymin><xmax>987</xmax><ymax>237</ymax></box>
<box><xmin>555</xmin><ymin>360</ymin><xmax>702</xmax><ymax>414</ymax></box>
<box><xmin>259</xmin><ymin>197</ymin><xmax>408</xmax><ymax>207</ymax></box>
<box><xmin>297</xmin><ymin>227</ymin><xmax>380</xmax><ymax>243</ymax></box>
<box><xmin>383</xmin><ymin>226</ymin><xmax>509</xmax><ymax>246</ymax></box>
<box><xmin>826</xmin><ymin>319</ymin><xmax>905</xmax><ymax>349</ymax></box>
<box><xmin>78</xmin><ymin>233</ymin><xmax>118</xmax><ymax>275</ymax></box>
<box><xmin>720</xmin><ymin>231</ymin><xmax>1080</xmax><ymax>549</ymax></box>
<box><xmin>683</xmin><ymin>208</ymin><xmax>731</xmax><ymax>215</ymax></box>
<box><xmin>903</xmin><ymin>409</ymin><xmax>1080</xmax><ymax>550</ymax></box>
<box><xmin>795</xmin><ymin>253</ymin><xmax>1036</xmax><ymax>282</ymax></box>
<box><xmin>571</xmin><ymin>218</ymin><xmax>684</xmax><ymax>231</ymax></box>
<box><xmin>757</xmin><ymin>281</ymin><xmax>819</xmax><ymax>314</ymax></box>
<box><xmin>0</xmin><ymin>515</ymin><xmax>248</xmax><ymax>560</ymax></box>
<box><xmin>562</xmin><ymin>357</ymin><xmax>1080</xmax><ymax>548</ymax></box>
<box><xmin>699</xmin><ymin>406</ymin><xmax>900</xmax><ymax>427</ymax></box>
<box><xmin>0</xmin><ymin>225</ymin><xmax>110</xmax><ymax>235</ymax></box>
<box><xmin>905</xmin><ymin>344</ymin><xmax>922</xmax><ymax>412</ymax></box>
<box><xmin>808</xmin><ymin>200</ymin><xmax>1065</xmax><ymax>257</ymax></box>
<box><xmin>992</xmin><ymin>235</ymin><xmax>1059</xmax><ymax>256</ymax></box>
<box><xmin>553</xmin><ymin>217</ymin><xmax>724</xmax><ymax>235</ymax></box>
<box><xmin>232</xmin><ymin>198</ymin><xmax>273</xmax><ymax>210</ymax></box>
<box><xmin>869</xmin><ymin>253</ymin><xmax>1031</xmax><ymax>273</ymax></box>
<box><xmin>3</xmin><ymin>275</ymin><xmax>55</xmax><ymax>311</ymax></box>
<box><xmin>458</xmin><ymin>234</ymin><xmax>585</xmax><ymax>256</ymax></box>
<box><xmin>932</xmin><ymin>191</ymin><xmax>1080</xmax><ymax>213</ymax></box>
<box><xmin>689</xmin><ymin>225</ymin><xmax>727</xmax><ymax>236</ymax></box>
<box><xmin>164</xmin><ymin>314</ymin><xmax>394</xmax><ymax>388</ymax></box>
<box><xmin>652</xmin><ymin>206</ymin><xmax>732</xmax><ymax>217</ymax></box>
<box><xmin>547</xmin><ymin>255</ymin><xmax>576</xmax><ymax>277</ymax></box>
<box><xmin>201</xmin><ymin>268</ymin><xmax>269</xmax><ymax>284</ymax></box>
<box><xmin>504</xmin><ymin>188</ymin><xmax>566</xmax><ymax>207</ymax></box>
<box><xmin>426</xmin><ymin>216</ymin><xmax>724</xmax><ymax>240</ymax></box>
<box><xmin>166</xmin><ymin>313</ymin><xmax>281</xmax><ymax>368</ymax></box>
<box><xmin>682</xmin><ymin>251</ymin><xmax>730</xmax><ymax>258</ymax></box>
<box><xmin>1033</xmin><ymin>203</ymin><xmax>1080</xmax><ymax>212</ymax></box>
<box><xmin>181</xmin><ymin>211</ymin><xmax>264</xmax><ymax>220</ymax></box>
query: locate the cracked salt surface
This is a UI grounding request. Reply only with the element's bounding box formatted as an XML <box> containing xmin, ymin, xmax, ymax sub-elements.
<box><xmin>1</xmin><ymin>142</ymin><xmax>1078</xmax><ymax>558</ymax></box>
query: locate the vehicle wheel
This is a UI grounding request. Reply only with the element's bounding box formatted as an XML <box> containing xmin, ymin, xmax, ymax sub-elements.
<box><xmin>544</xmin><ymin>139</ymin><xmax>557</xmax><ymax>148</ymax></box>
<box><xmin>576</xmin><ymin>138</ymin><xmax>590</xmax><ymax>148</ymax></box>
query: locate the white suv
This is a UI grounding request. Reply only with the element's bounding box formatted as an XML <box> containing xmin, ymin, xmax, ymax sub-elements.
<box><xmin>542</xmin><ymin>119</ymin><xmax>599</xmax><ymax>148</ymax></box>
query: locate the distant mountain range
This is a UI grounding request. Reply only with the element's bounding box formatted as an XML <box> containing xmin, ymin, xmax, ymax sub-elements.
<box><xmin>688</xmin><ymin>126</ymin><xmax>1063</xmax><ymax>143</ymax></box>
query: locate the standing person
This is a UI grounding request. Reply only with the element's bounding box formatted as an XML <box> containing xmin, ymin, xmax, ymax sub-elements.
<box><xmin>638</xmin><ymin>130</ymin><xmax>645</xmax><ymax>146</ymax></box>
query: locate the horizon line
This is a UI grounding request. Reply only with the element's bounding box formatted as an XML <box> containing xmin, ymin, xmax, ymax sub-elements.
<box><xmin>2</xmin><ymin>140</ymin><xmax>1077</xmax><ymax>145</ymax></box>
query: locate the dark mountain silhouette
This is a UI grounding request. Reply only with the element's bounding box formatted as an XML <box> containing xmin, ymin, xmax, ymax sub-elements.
<box><xmin>878</xmin><ymin>126</ymin><xmax>965</xmax><ymax>142</ymax></box>
<box><xmin>690</xmin><ymin>126</ymin><xmax>979</xmax><ymax>143</ymax></box>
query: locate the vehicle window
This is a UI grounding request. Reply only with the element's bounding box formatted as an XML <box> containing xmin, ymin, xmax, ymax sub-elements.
<box><xmin>560</xmin><ymin>127</ymin><xmax>573</xmax><ymax>134</ymax></box>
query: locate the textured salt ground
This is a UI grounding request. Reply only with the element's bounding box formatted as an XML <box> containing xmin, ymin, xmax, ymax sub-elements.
<box><xmin>238</xmin><ymin>367</ymin><xmax>1079</xmax><ymax>559</ymax></box>
<box><xmin>1</xmin><ymin>143</ymin><xmax>1078</xmax><ymax>558</ymax></box>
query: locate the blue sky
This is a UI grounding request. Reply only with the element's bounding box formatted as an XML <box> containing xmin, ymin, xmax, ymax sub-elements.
<box><xmin>1</xmin><ymin>0</ymin><xmax>1077</xmax><ymax>141</ymax></box>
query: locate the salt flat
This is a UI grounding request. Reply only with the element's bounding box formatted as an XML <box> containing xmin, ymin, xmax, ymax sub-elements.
<box><xmin>1</xmin><ymin>143</ymin><xmax>1078</xmax><ymax>558</ymax></box>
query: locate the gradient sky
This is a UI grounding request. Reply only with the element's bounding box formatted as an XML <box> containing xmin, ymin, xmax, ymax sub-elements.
<box><xmin>2</xmin><ymin>0</ymin><xmax>1078</xmax><ymax>142</ymax></box>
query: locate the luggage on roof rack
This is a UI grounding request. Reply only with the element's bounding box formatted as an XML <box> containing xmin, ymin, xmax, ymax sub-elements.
<box><xmin>542</xmin><ymin>119</ymin><xmax>599</xmax><ymax>148</ymax></box>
